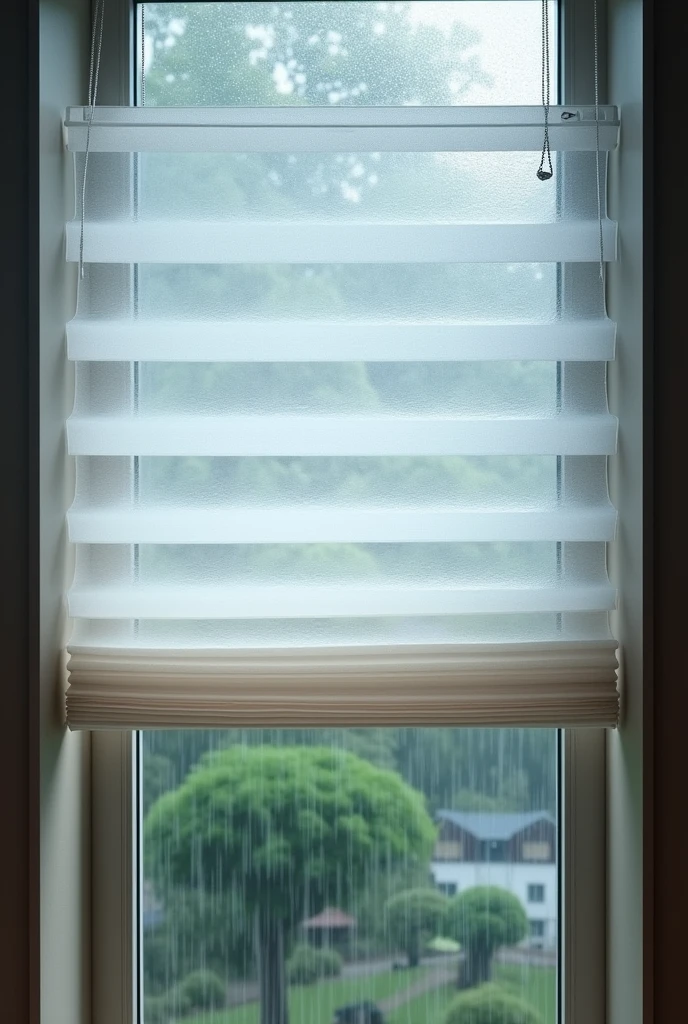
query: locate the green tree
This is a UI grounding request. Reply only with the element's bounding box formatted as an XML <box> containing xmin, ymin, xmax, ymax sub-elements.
<box><xmin>396</xmin><ymin>729</ymin><xmax>556</xmax><ymax>815</ymax></box>
<box><xmin>445</xmin><ymin>887</ymin><xmax>528</xmax><ymax>989</ymax></box>
<box><xmin>450</xmin><ymin>770</ymin><xmax>530</xmax><ymax>814</ymax></box>
<box><xmin>142</xmin><ymin>752</ymin><xmax>175</xmax><ymax>817</ymax></box>
<box><xmin>145</xmin><ymin>745</ymin><xmax>436</xmax><ymax>1024</ymax></box>
<box><xmin>144</xmin><ymin>885</ymin><xmax>254</xmax><ymax>994</ymax></box>
<box><xmin>384</xmin><ymin>887</ymin><xmax>448</xmax><ymax>968</ymax></box>
<box><xmin>142</xmin><ymin>726</ymin><xmax>557</xmax><ymax>826</ymax></box>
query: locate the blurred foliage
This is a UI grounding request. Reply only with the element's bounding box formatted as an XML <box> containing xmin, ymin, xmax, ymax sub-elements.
<box><xmin>287</xmin><ymin>945</ymin><xmax>343</xmax><ymax>985</ymax></box>
<box><xmin>143</xmin><ymin>729</ymin><xmax>556</xmax><ymax>819</ymax></box>
<box><xmin>145</xmin><ymin>745</ymin><xmax>436</xmax><ymax>1018</ymax></box>
<box><xmin>145</xmin><ymin>745</ymin><xmax>436</xmax><ymax>915</ymax></box>
<box><xmin>446</xmin><ymin>888</ymin><xmax>529</xmax><ymax>989</ymax></box>
<box><xmin>443</xmin><ymin>984</ymin><xmax>544</xmax><ymax>1024</ymax></box>
<box><xmin>384</xmin><ymin>888</ymin><xmax>449</xmax><ymax>967</ymax></box>
<box><xmin>177</xmin><ymin>969</ymin><xmax>227</xmax><ymax>1012</ymax></box>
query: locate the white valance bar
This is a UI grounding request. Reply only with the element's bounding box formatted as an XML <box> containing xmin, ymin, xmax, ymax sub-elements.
<box><xmin>66</xmin><ymin>414</ymin><xmax>618</xmax><ymax>457</ymax></box>
<box><xmin>65</xmin><ymin>641</ymin><xmax>620</xmax><ymax>729</ymax></box>
<box><xmin>64</xmin><ymin>104</ymin><xmax>620</xmax><ymax>153</ymax></box>
<box><xmin>67</xmin><ymin>506</ymin><xmax>618</xmax><ymax>545</ymax></box>
<box><xmin>67</xmin><ymin>583</ymin><xmax>617</xmax><ymax>620</ymax></box>
<box><xmin>66</xmin><ymin>219</ymin><xmax>619</xmax><ymax>265</ymax></box>
<box><xmin>66</xmin><ymin>318</ymin><xmax>617</xmax><ymax>363</ymax></box>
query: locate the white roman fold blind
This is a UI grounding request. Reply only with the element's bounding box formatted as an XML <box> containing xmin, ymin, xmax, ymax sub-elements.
<box><xmin>63</xmin><ymin>105</ymin><xmax>620</xmax><ymax>730</ymax></box>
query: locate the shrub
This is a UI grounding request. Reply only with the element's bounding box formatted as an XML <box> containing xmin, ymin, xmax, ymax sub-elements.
<box><xmin>446</xmin><ymin>887</ymin><xmax>528</xmax><ymax>987</ymax></box>
<box><xmin>443</xmin><ymin>984</ymin><xmax>544</xmax><ymax>1024</ymax></box>
<box><xmin>176</xmin><ymin>969</ymin><xmax>226</xmax><ymax>1012</ymax></box>
<box><xmin>384</xmin><ymin>888</ymin><xmax>448</xmax><ymax>967</ymax></box>
<box><xmin>287</xmin><ymin>945</ymin><xmax>343</xmax><ymax>985</ymax></box>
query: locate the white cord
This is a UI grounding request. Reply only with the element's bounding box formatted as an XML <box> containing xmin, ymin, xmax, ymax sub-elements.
<box><xmin>593</xmin><ymin>0</ymin><xmax>604</xmax><ymax>280</ymax></box>
<box><xmin>79</xmin><ymin>0</ymin><xmax>106</xmax><ymax>284</ymax></box>
<box><xmin>141</xmin><ymin>4</ymin><xmax>146</xmax><ymax>107</ymax></box>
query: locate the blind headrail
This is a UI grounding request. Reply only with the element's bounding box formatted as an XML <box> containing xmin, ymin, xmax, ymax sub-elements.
<box><xmin>64</xmin><ymin>104</ymin><xmax>620</xmax><ymax>153</ymax></box>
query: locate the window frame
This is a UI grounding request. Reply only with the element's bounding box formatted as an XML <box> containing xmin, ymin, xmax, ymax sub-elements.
<box><xmin>89</xmin><ymin>4</ymin><xmax>608</xmax><ymax>1024</ymax></box>
<box><xmin>92</xmin><ymin>729</ymin><xmax>606</xmax><ymax>1024</ymax></box>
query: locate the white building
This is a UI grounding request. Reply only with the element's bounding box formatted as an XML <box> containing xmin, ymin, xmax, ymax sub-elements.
<box><xmin>430</xmin><ymin>811</ymin><xmax>557</xmax><ymax>950</ymax></box>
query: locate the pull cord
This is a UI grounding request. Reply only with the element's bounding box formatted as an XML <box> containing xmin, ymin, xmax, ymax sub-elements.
<box><xmin>594</xmin><ymin>0</ymin><xmax>605</xmax><ymax>278</ymax></box>
<box><xmin>78</xmin><ymin>0</ymin><xmax>105</xmax><ymax>283</ymax></box>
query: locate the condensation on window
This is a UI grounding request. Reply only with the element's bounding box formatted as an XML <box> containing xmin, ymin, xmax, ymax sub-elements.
<box><xmin>139</xmin><ymin>2</ymin><xmax>557</xmax><ymax>107</ymax></box>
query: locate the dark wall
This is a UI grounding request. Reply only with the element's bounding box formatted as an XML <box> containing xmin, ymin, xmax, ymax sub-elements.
<box><xmin>1</xmin><ymin>1</ymin><xmax>39</xmax><ymax>1022</ymax></box>
<box><xmin>646</xmin><ymin>0</ymin><xmax>688</xmax><ymax>1020</ymax></box>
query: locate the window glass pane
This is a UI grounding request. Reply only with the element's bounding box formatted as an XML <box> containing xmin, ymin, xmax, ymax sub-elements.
<box><xmin>141</xmin><ymin>729</ymin><xmax>558</xmax><ymax>1024</ymax></box>
<box><xmin>140</xmin><ymin>2</ymin><xmax>557</xmax><ymax>107</ymax></box>
<box><xmin>127</xmin><ymin>0</ymin><xmax>565</xmax><ymax>649</ymax></box>
<box><xmin>136</xmin><ymin>8</ymin><xmax>562</xmax><ymax>1024</ymax></box>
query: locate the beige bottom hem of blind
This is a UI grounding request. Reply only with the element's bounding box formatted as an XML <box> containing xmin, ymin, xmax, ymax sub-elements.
<box><xmin>65</xmin><ymin>641</ymin><xmax>619</xmax><ymax>730</ymax></box>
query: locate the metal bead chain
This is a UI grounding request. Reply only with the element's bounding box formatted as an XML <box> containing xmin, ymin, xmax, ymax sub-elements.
<box><xmin>537</xmin><ymin>0</ymin><xmax>553</xmax><ymax>182</ymax></box>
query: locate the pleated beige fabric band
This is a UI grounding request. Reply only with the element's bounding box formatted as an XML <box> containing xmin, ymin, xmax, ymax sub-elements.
<box><xmin>66</xmin><ymin>641</ymin><xmax>619</xmax><ymax>729</ymax></box>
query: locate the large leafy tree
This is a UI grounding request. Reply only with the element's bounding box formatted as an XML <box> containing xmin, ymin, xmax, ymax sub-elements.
<box><xmin>384</xmin><ymin>887</ymin><xmax>448</xmax><ymax>968</ymax></box>
<box><xmin>145</xmin><ymin>745</ymin><xmax>436</xmax><ymax>1024</ymax></box>
<box><xmin>143</xmin><ymin>726</ymin><xmax>558</xmax><ymax>819</ymax></box>
<box><xmin>445</xmin><ymin>886</ymin><xmax>528</xmax><ymax>989</ymax></box>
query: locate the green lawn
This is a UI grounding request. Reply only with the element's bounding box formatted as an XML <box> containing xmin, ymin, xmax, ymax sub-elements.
<box><xmin>185</xmin><ymin>968</ymin><xmax>428</xmax><ymax>1024</ymax></box>
<box><xmin>387</xmin><ymin>964</ymin><xmax>556</xmax><ymax>1024</ymax></box>
<box><xmin>386</xmin><ymin>978</ymin><xmax>454</xmax><ymax>1024</ymax></box>
<box><xmin>493</xmin><ymin>964</ymin><xmax>557</xmax><ymax>1024</ymax></box>
<box><xmin>183</xmin><ymin>963</ymin><xmax>556</xmax><ymax>1024</ymax></box>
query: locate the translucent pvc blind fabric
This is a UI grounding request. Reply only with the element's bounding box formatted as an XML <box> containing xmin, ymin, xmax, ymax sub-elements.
<box><xmin>64</xmin><ymin>106</ymin><xmax>620</xmax><ymax>729</ymax></box>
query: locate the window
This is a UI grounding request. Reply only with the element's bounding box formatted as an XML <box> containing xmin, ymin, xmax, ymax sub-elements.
<box><xmin>142</xmin><ymin>728</ymin><xmax>558</xmax><ymax>1022</ymax></box>
<box><xmin>434</xmin><ymin>841</ymin><xmax>464</xmax><ymax>862</ymax></box>
<box><xmin>530</xmin><ymin>920</ymin><xmax>546</xmax><ymax>939</ymax></box>
<box><xmin>483</xmin><ymin>841</ymin><xmax>509</xmax><ymax>863</ymax></box>
<box><xmin>523</xmin><ymin>841</ymin><xmax>553</xmax><ymax>862</ymax></box>
<box><xmin>79</xmin><ymin>3</ymin><xmax>616</xmax><ymax>1024</ymax></box>
<box><xmin>528</xmin><ymin>884</ymin><xmax>546</xmax><ymax>903</ymax></box>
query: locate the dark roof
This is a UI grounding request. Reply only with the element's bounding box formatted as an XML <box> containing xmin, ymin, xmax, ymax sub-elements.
<box><xmin>435</xmin><ymin>810</ymin><xmax>555</xmax><ymax>842</ymax></box>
